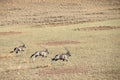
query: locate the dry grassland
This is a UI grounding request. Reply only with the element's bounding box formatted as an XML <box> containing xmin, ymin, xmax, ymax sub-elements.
<box><xmin>0</xmin><ymin>0</ymin><xmax>120</xmax><ymax>80</ymax></box>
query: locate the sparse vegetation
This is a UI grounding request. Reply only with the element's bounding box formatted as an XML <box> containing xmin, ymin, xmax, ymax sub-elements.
<box><xmin>0</xmin><ymin>0</ymin><xmax>120</xmax><ymax>80</ymax></box>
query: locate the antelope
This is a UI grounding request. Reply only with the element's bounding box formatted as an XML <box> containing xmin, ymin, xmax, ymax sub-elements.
<box><xmin>51</xmin><ymin>48</ymin><xmax>71</xmax><ymax>62</ymax></box>
<box><xmin>30</xmin><ymin>48</ymin><xmax>49</xmax><ymax>61</ymax></box>
<box><xmin>10</xmin><ymin>44</ymin><xmax>26</xmax><ymax>54</ymax></box>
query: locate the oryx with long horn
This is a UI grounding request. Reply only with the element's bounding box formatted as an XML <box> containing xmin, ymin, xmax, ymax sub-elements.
<box><xmin>51</xmin><ymin>47</ymin><xmax>71</xmax><ymax>62</ymax></box>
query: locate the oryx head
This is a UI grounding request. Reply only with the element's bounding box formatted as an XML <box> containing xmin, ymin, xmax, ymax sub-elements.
<box><xmin>64</xmin><ymin>47</ymin><xmax>71</xmax><ymax>56</ymax></box>
<box><xmin>21</xmin><ymin>44</ymin><xmax>26</xmax><ymax>48</ymax></box>
<box><xmin>43</xmin><ymin>47</ymin><xmax>49</xmax><ymax>54</ymax></box>
<box><xmin>40</xmin><ymin>46</ymin><xmax>49</xmax><ymax>54</ymax></box>
<box><xmin>19</xmin><ymin>41</ymin><xmax>26</xmax><ymax>48</ymax></box>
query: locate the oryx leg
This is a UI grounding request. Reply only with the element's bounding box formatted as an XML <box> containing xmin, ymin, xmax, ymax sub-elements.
<box><xmin>32</xmin><ymin>57</ymin><xmax>36</xmax><ymax>62</ymax></box>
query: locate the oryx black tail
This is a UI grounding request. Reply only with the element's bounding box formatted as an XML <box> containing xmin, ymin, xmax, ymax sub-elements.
<box><xmin>10</xmin><ymin>51</ymin><xmax>14</xmax><ymax>53</ymax></box>
<box><xmin>30</xmin><ymin>54</ymin><xmax>35</xmax><ymax>58</ymax></box>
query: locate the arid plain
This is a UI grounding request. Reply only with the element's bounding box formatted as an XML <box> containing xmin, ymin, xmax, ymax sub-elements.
<box><xmin>0</xmin><ymin>0</ymin><xmax>120</xmax><ymax>80</ymax></box>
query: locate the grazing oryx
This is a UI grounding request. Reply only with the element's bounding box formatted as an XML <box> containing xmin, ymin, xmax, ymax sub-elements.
<box><xmin>51</xmin><ymin>48</ymin><xmax>71</xmax><ymax>62</ymax></box>
<box><xmin>10</xmin><ymin>44</ymin><xmax>26</xmax><ymax>54</ymax></box>
<box><xmin>30</xmin><ymin>48</ymin><xmax>49</xmax><ymax>61</ymax></box>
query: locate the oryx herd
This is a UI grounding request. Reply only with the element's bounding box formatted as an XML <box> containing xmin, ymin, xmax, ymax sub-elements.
<box><xmin>10</xmin><ymin>43</ymin><xmax>72</xmax><ymax>63</ymax></box>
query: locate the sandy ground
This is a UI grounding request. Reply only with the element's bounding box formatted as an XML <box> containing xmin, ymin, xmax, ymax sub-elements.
<box><xmin>0</xmin><ymin>0</ymin><xmax>120</xmax><ymax>80</ymax></box>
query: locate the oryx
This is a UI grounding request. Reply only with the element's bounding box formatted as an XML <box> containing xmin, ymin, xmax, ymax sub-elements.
<box><xmin>51</xmin><ymin>48</ymin><xmax>71</xmax><ymax>62</ymax></box>
<box><xmin>10</xmin><ymin>43</ymin><xmax>26</xmax><ymax>54</ymax></box>
<box><xmin>30</xmin><ymin>48</ymin><xmax>49</xmax><ymax>61</ymax></box>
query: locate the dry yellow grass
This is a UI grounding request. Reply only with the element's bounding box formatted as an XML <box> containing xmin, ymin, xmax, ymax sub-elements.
<box><xmin>0</xmin><ymin>54</ymin><xmax>14</xmax><ymax>58</ymax></box>
<box><xmin>0</xmin><ymin>19</ymin><xmax>120</xmax><ymax>80</ymax></box>
<box><xmin>0</xmin><ymin>0</ymin><xmax>120</xmax><ymax>26</ymax></box>
<box><xmin>0</xmin><ymin>0</ymin><xmax>120</xmax><ymax>80</ymax></box>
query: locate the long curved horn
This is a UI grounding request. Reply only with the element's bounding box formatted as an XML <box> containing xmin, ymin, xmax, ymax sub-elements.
<box><xmin>18</xmin><ymin>40</ymin><xmax>25</xmax><ymax>45</ymax></box>
<box><xmin>40</xmin><ymin>46</ymin><xmax>47</xmax><ymax>50</ymax></box>
<box><xmin>64</xmin><ymin>47</ymin><xmax>69</xmax><ymax>52</ymax></box>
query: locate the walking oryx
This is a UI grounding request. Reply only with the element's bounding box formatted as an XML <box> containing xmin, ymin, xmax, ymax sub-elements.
<box><xmin>10</xmin><ymin>44</ymin><xmax>26</xmax><ymax>54</ymax></box>
<box><xmin>51</xmin><ymin>48</ymin><xmax>71</xmax><ymax>62</ymax></box>
<box><xmin>30</xmin><ymin>48</ymin><xmax>49</xmax><ymax>61</ymax></box>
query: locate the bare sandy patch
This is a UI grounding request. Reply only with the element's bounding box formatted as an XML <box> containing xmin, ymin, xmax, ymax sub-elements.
<box><xmin>37</xmin><ymin>41</ymin><xmax>81</xmax><ymax>46</ymax></box>
<box><xmin>38</xmin><ymin>66</ymin><xmax>89</xmax><ymax>76</ymax></box>
<box><xmin>0</xmin><ymin>31</ymin><xmax>22</xmax><ymax>35</ymax></box>
<box><xmin>4</xmin><ymin>65</ymin><xmax>49</xmax><ymax>73</ymax></box>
